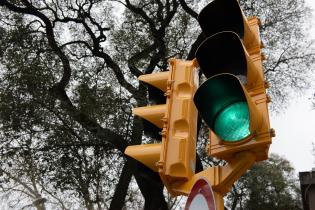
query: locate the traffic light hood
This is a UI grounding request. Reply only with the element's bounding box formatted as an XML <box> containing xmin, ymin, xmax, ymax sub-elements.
<box><xmin>198</xmin><ymin>0</ymin><xmax>260</xmax><ymax>50</ymax></box>
<box><xmin>196</xmin><ymin>31</ymin><xmax>246</xmax><ymax>79</ymax></box>
<box><xmin>198</xmin><ymin>0</ymin><xmax>244</xmax><ymax>38</ymax></box>
<box><xmin>136</xmin><ymin>71</ymin><xmax>169</xmax><ymax>138</ymax></box>
<box><xmin>196</xmin><ymin>31</ymin><xmax>264</xmax><ymax>89</ymax></box>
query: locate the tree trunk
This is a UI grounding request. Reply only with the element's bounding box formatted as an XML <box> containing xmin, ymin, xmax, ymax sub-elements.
<box><xmin>109</xmin><ymin>159</ymin><xmax>134</xmax><ymax>210</ymax></box>
<box><xmin>33</xmin><ymin>197</ymin><xmax>47</xmax><ymax>210</ymax></box>
<box><xmin>133</xmin><ymin>162</ymin><xmax>168</xmax><ymax>210</ymax></box>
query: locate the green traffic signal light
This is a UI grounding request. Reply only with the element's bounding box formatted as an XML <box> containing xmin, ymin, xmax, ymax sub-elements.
<box><xmin>214</xmin><ymin>101</ymin><xmax>250</xmax><ymax>141</ymax></box>
<box><xmin>194</xmin><ymin>74</ymin><xmax>251</xmax><ymax>142</ymax></box>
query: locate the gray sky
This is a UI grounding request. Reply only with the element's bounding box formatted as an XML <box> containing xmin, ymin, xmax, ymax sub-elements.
<box><xmin>269</xmin><ymin>0</ymin><xmax>315</xmax><ymax>172</ymax></box>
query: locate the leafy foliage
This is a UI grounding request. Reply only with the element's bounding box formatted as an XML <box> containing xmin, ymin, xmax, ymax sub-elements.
<box><xmin>0</xmin><ymin>0</ymin><xmax>313</xmax><ymax>209</ymax></box>
<box><xmin>226</xmin><ymin>154</ymin><xmax>302</xmax><ymax>210</ymax></box>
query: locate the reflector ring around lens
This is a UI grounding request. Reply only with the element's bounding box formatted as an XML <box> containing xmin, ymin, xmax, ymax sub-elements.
<box><xmin>214</xmin><ymin>101</ymin><xmax>250</xmax><ymax>142</ymax></box>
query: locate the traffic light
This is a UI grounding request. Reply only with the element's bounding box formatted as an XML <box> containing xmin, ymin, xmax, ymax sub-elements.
<box><xmin>126</xmin><ymin>0</ymin><xmax>275</xmax><ymax>204</ymax></box>
<box><xmin>170</xmin><ymin>0</ymin><xmax>274</xmax><ymax>200</ymax></box>
<box><xmin>125</xmin><ymin>59</ymin><xmax>199</xmax><ymax>195</ymax></box>
<box><xmin>193</xmin><ymin>0</ymin><xmax>273</xmax><ymax>162</ymax></box>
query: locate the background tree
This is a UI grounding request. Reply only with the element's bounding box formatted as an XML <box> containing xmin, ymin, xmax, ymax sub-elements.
<box><xmin>0</xmin><ymin>0</ymin><xmax>313</xmax><ymax>209</ymax></box>
<box><xmin>226</xmin><ymin>154</ymin><xmax>302</xmax><ymax>210</ymax></box>
<box><xmin>239</xmin><ymin>0</ymin><xmax>315</xmax><ymax>110</ymax></box>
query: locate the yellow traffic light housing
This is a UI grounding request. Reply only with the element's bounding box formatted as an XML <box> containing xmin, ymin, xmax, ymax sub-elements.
<box><xmin>127</xmin><ymin>0</ymin><xmax>274</xmax><ymax>206</ymax></box>
<box><xmin>194</xmin><ymin>30</ymin><xmax>272</xmax><ymax>162</ymax></box>
<box><xmin>125</xmin><ymin>59</ymin><xmax>199</xmax><ymax>195</ymax></box>
<box><xmin>169</xmin><ymin>0</ymin><xmax>274</xmax><ymax>203</ymax></box>
<box><xmin>192</xmin><ymin>0</ymin><xmax>274</xmax><ymax>163</ymax></box>
<box><xmin>125</xmin><ymin>143</ymin><xmax>161</xmax><ymax>172</ymax></box>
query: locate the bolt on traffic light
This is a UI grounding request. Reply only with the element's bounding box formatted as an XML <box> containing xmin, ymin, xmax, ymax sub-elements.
<box><xmin>125</xmin><ymin>59</ymin><xmax>199</xmax><ymax>195</ymax></box>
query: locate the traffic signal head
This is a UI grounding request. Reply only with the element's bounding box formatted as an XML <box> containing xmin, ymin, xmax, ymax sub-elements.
<box><xmin>198</xmin><ymin>0</ymin><xmax>260</xmax><ymax>50</ymax></box>
<box><xmin>126</xmin><ymin>0</ymin><xmax>274</xmax><ymax>198</ymax></box>
<box><xmin>193</xmin><ymin>1</ymin><xmax>273</xmax><ymax>161</ymax></box>
<box><xmin>125</xmin><ymin>59</ymin><xmax>199</xmax><ymax>196</ymax></box>
<box><xmin>124</xmin><ymin>0</ymin><xmax>275</xmax><ymax>198</ymax></box>
<box><xmin>165</xmin><ymin>0</ymin><xmax>274</xmax><ymax>197</ymax></box>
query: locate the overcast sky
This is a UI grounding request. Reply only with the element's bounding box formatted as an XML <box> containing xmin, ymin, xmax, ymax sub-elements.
<box><xmin>269</xmin><ymin>0</ymin><xmax>315</xmax><ymax>173</ymax></box>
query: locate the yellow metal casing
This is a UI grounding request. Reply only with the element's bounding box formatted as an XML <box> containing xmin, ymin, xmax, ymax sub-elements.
<box><xmin>133</xmin><ymin>104</ymin><xmax>166</xmax><ymax>129</ymax></box>
<box><xmin>171</xmin><ymin>151</ymin><xmax>256</xmax><ymax>196</ymax></box>
<box><xmin>124</xmin><ymin>59</ymin><xmax>199</xmax><ymax>195</ymax></box>
<box><xmin>138</xmin><ymin>71</ymin><xmax>169</xmax><ymax>92</ymax></box>
<box><xmin>158</xmin><ymin>59</ymin><xmax>199</xmax><ymax>194</ymax></box>
<box><xmin>125</xmin><ymin>144</ymin><xmax>161</xmax><ymax>172</ymax></box>
<box><xmin>124</xmin><ymin>71</ymin><xmax>169</xmax><ymax>172</ymax></box>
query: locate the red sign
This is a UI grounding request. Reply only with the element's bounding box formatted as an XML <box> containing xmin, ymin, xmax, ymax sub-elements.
<box><xmin>185</xmin><ymin>178</ymin><xmax>216</xmax><ymax>210</ymax></box>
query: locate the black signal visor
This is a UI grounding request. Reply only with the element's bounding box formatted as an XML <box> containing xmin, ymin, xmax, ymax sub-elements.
<box><xmin>195</xmin><ymin>31</ymin><xmax>247</xmax><ymax>79</ymax></box>
<box><xmin>198</xmin><ymin>0</ymin><xmax>244</xmax><ymax>39</ymax></box>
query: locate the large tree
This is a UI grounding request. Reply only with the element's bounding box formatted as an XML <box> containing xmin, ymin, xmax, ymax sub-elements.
<box><xmin>0</xmin><ymin>0</ymin><xmax>313</xmax><ymax>209</ymax></box>
<box><xmin>226</xmin><ymin>154</ymin><xmax>302</xmax><ymax>210</ymax></box>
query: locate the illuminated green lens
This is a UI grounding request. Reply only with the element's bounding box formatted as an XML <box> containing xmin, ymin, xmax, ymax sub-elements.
<box><xmin>214</xmin><ymin>102</ymin><xmax>250</xmax><ymax>142</ymax></box>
